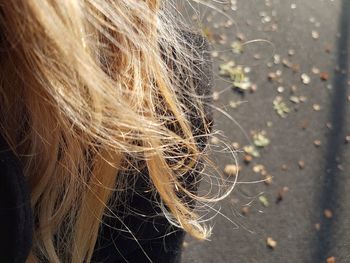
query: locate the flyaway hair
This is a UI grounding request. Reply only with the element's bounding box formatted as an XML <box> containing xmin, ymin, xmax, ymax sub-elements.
<box><xmin>0</xmin><ymin>1</ymin><xmax>214</xmax><ymax>262</ymax></box>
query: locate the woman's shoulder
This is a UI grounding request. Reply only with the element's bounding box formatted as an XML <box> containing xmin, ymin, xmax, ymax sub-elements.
<box><xmin>0</xmin><ymin>136</ymin><xmax>33</xmax><ymax>263</ymax></box>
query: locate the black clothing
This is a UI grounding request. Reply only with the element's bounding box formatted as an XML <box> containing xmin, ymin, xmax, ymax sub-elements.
<box><xmin>0</xmin><ymin>32</ymin><xmax>212</xmax><ymax>263</ymax></box>
<box><xmin>0</xmin><ymin>136</ymin><xmax>33</xmax><ymax>263</ymax></box>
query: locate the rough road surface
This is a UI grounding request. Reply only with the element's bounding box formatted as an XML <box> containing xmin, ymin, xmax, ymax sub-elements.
<box><xmin>178</xmin><ymin>1</ymin><xmax>350</xmax><ymax>262</ymax></box>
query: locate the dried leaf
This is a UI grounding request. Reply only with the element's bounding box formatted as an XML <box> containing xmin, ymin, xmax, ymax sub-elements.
<box><xmin>345</xmin><ymin>135</ymin><xmax>350</xmax><ymax>143</ymax></box>
<box><xmin>229</xmin><ymin>100</ymin><xmax>244</xmax><ymax>108</ymax></box>
<box><xmin>233</xmin><ymin>77</ymin><xmax>252</xmax><ymax>91</ymax></box>
<box><xmin>301</xmin><ymin>73</ymin><xmax>311</xmax><ymax>84</ymax></box>
<box><xmin>259</xmin><ymin>196</ymin><xmax>269</xmax><ymax>207</ymax></box>
<box><xmin>273</xmin><ymin>97</ymin><xmax>290</xmax><ymax>118</ymax></box>
<box><xmin>253</xmin><ymin>164</ymin><xmax>265</xmax><ymax>173</ymax></box>
<box><xmin>243</xmin><ymin>155</ymin><xmax>253</xmax><ymax>164</ymax></box>
<box><xmin>231</xmin><ymin>41</ymin><xmax>244</xmax><ymax>54</ymax></box>
<box><xmin>232</xmin><ymin>142</ymin><xmax>240</xmax><ymax>150</ymax></box>
<box><xmin>312</xmin><ymin>30</ymin><xmax>320</xmax><ymax>39</ymax></box>
<box><xmin>244</xmin><ymin>145</ymin><xmax>260</xmax><ymax>158</ymax></box>
<box><xmin>224</xmin><ymin>164</ymin><xmax>240</xmax><ymax>176</ymax></box>
<box><xmin>276</xmin><ymin>187</ymin><xmax>289</xmax><ymax>203</ymax></box>
<box><xmin>312</xmin><ymin>67</ymin><xmax>320</xmax><ymax>74</ymax></box>
<box><xmin>314</xmin><ymin>139</ymin><xmax>322</xmax><ymax>147</ymax></box>
<box><xmin>219</xmin><ymin>61</ymin><xmax>236</xmax><ymax>76</ymax></box>
<box><xmin>219</xmin><ymin>62</ymin><xmax>251</xmax><ymax>91</ymax></box>
<box><xmin>288</xmin><ymin>49</ymin><xmax>295</xmax><ymax>56</ymax></box>
<box><xmin>241</xmin><ymin>206</ymin><xmax>250</xmax><ymax>216</ymax></box>
<box><xmin>266</xmin><ymin>237</ymin><xmax>277</xmax><ymax>249</ymax></box>
<box><xmin>290</xmin><ymin>96</ymin><xmax>300</xmax><ymax>104</ymax></box>
<box><xmin>324</xmin><ymin>209</ymin><xmax>333</xmax><ymax>219</ymax></box>
<box><xmin>264</xmin><ymin>175</ymin><xmax>273</xmax><ymax>185</ymax></box>
<box><xmin>313</xmin><ymin>104</ymin><xmax>321</xmax><ymax>111</ymax></box>
<box><xmin>210</xmin><ymin>136</ymin><xmax>220</xmax><ymax>145</ymax></box>
<box><xmin>212</xmin><ymin>91</ymin><xmax>220</xmax><ymax>101</ymax></box>
<box><xmin>253</xmin><ymin>131</ymin><xmax>270</xmax><ymax>148</ymax></box>
<box><xmin>320</xmin><ymin>72</ymin><xmax>329</xmax><ymax>81</ymax></box>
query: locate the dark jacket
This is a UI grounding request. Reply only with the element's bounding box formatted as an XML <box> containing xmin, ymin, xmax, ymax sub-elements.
<box><xmin>0</xmin><ymin>32</ymin><xmax>213</xmax><ymax>263</ymax></box>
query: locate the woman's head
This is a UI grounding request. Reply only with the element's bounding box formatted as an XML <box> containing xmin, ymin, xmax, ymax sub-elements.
<box><xmin>0</xmin><ymin>1</ymin><xmax>212</xmax><ymax>262</ymax></box>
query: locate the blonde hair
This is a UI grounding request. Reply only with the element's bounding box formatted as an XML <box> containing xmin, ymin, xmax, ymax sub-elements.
<box><xmin>0</xmin><ymin>0</ymin><xmax>212</xmax><ymax>262</ymax></box>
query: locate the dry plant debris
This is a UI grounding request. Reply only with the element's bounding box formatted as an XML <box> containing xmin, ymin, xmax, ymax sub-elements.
<box><xmin>259</xmin><ymin>196</ymin><xmax>269</xmax><ymax>207</ymax></box>
<box><xmin>324</xmin><ymin>209</ymin><xmax>333</xmax><ymax>219</ymax></box>
<box><xmin>276</xmin><ymin>187</ymin><xmax>289</xmax><ymax>203</ymax></box>
<box><xmin>241</xmin><ymin>206</ymin><xmax>250</xmax><ymax>216</ymax></box>
<box><xmin>266</xmin><ymin>237</ymin><xmax>277</xmax><ymax>249</ymax></box>
<box><xmin>194</xmin><ymin>0</ymin><xmax>342</xmax><ymax>258</ymax></box>
<box><xmin>252</xmin><ymin>130</ymin><xmax>270</xmax><ymax>148</ymax></box>
<box><xmin>244</xmin><ymin>145</ymin><xmax>260</xmax><ymax>158</ymax></box>
<box><xmin>326</xmin><ymin>256</ymin><xmax>336</xmax><ymax>263</ymax></box>
<box><xmin>224</xmin><ymin>164</ymin><xmax>240</xmax><ymax>176</ymax></box>
<box><xmin>273</xmin><ymin>96</ymin><xmax>290</xmax><ymax>118</ymax></box>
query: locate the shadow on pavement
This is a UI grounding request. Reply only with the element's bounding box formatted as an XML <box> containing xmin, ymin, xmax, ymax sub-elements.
<box><xmin>313</xmin><ymin>0</ymin><xmax>350</xmax><ymax>261</ymax></box>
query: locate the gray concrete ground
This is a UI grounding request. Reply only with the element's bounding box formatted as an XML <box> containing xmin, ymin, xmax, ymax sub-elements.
<box><xmin>178</xmin><ymin>0</ymin><xmax>350</xmax><ymax>262</ymax></box>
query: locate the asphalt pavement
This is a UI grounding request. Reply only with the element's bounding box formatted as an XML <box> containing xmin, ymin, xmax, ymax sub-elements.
<box><xmin>178</xmin><ymin>0</ymin><xmax>350</xmax><ymax>262</ymax></box>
